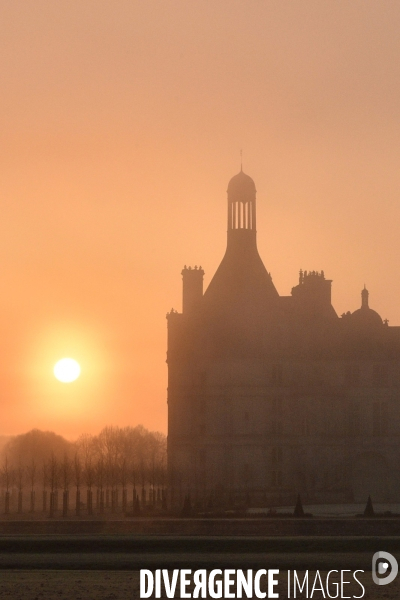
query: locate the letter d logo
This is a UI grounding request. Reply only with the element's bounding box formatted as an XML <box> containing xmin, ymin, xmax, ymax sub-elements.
<box><xmin>372</xmin><ymin>551</ymin><xmax>398</xmax><ymax>585</ymax></box>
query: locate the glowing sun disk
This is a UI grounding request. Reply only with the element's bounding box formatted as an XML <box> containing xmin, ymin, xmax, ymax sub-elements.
<box><xmin>54</xmin><ymin>358</ymin><xmax>81</xmax><ymax>383</ymax></box>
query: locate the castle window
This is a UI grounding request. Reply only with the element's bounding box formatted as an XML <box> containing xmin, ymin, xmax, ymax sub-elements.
<box><xmin>271</xmin><ymin>365</ymin><xmax>283</xmax><ymax>386</ymax></box>
<box><xmin>373</xmin><ymin>365</ymin><xmax>388</xmax><ymax>387</ymax></box>
<box><xmin>345</xmin><ymin>365</ymin><xmax>360</xmax><ymax>387</ymax></box>
<box><xmin>373</xmin><ymin>401</ymin><xmax>388</xmax><ymax>436</ymax></box>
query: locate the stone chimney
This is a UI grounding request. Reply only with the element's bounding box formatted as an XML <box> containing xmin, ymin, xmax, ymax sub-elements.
<box><xmin>181</xmin><ymin>265</ymin><xmax>204</xmax><ymax>315</ymax></box>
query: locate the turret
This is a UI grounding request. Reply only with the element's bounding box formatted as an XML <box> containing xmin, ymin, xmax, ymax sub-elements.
<box><xmin>349</xmin><ymin>286</ymin><xmax>383</xmax><ymax>327</ymax></box>
<box><xmin>361</xmin><ymin>286</ymin><xmax>369</xmax><ymax>308</ymax></box>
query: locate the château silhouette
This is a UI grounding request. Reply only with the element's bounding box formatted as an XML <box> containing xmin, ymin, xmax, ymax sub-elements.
<box><xmin>167</xmin><ymin>169</ymin><xmax>399</xmax><ymax>509</ymax></box>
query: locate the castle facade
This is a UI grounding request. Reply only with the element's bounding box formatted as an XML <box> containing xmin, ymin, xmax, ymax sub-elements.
<box><xmin>167</xmin><ymin>170</ymin><xmax>400</xmax><ymax>508</ymax></box>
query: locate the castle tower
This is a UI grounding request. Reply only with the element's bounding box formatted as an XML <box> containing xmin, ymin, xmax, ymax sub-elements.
<box><xmin>167</xmin><ymin>170</ymin><xmax>281</xmax><ymax>509</ymax></box>
<box><xmin>203</xmin><ymin>170</ymin><xmax>279</xmax><ymax>334</ymax></box>
<box><xmin>167</xmin><ymin>168</ymin><xmax>400</xmax><ymax>511</ymax></box>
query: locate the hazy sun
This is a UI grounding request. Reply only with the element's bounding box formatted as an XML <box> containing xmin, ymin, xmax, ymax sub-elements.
<box><xmin>54</xmin><ymin>358</ymin><xmax>81</xmax><ymax>383</ymax></box>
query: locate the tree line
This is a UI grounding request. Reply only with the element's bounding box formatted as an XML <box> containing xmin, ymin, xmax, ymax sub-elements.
<box><xmin>0</xmin><ymin>425</ymin><xmax>167</xmax><ymax>516</ymax></box>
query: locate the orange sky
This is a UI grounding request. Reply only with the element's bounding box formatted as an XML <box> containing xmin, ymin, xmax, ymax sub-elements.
<box><xmin>1</xmin><ymin>1</ymin><xmax>400</xmax><ymax>438</ymax></box>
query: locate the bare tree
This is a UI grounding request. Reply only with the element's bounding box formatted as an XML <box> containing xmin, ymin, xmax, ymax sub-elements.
<box><xmin>94</xmin><ymin>456</ymin><xmax>105</xmax><ymax>513</ymax></box>
<box><xmin>73</xmin><ymin>453</ymin><xmax>82</xmax><ymax>516</ymax></box>
<box><xmin>48</xmin><ymin>454</ymin><xmax>59</xmax><ymax>517</ymax></box>
<box><xmin>0</xmin><ymin>424</ymin><xmax>167</xmax><ymax>518</ymax></box>
<box><xmin>1</xmin><ymin>456</ymin><xmax>13</xmax><ymax>514</ymax></box>
<box><xmin>84</xmin><ymin>458</ymin><xmax>94</xmax><ymax>515</ymax></box>
<box><xmin>120</xmin><ymin>457</ymin><xmax>128</xmax><ymax>514</ymax></box>
<box><xmin>26</xmin><ymin>458</ymin><xmax>37</xmax><ymax>512</ymax></box>
<box><xmin>16</xmin><ymin>459</ymin><xmax>24</xmax><ymax>513</ymax></box>
<box><xmin>96</xmin><ymin>426</ymin><xmax>119</xmax><ymax>512</ymax></box>
<box><xmin>61</xmin><ymin>454</ymin><xmax>71</xmax><ymax>517</ymax></box>
<box><xmin>1</xmin><ymin>429</ymin><xmax>72</xmax><ymax>466</ymax></box>
<box><xmin>42</xmin><ymin>461</ymin><xmax>48</xmax><ymax>513</ymax></box>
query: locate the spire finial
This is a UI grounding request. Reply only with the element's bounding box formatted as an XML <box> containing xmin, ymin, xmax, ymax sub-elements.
<box><xmin>361</xmin><ymin>286</ymin><xmax>369</xmax><ymax>308</ymax></box>
<box><xmin>240</xmin><ymin>149</ymin><xmax>243</xmax><ymax>172</ymax></box>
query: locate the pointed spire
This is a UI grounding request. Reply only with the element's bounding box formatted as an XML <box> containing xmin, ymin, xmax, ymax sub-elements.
<box><xmin>361</xmin><ymin>286</ymin><xmax>369</xmax><ymax>309</ymax></box>
<box><xmin>240</xmin><ymin>149</ymin><xmax>243</xmax><ymax>172</ymax></box>
<box><xmin>364</xmin><ymin>495</ymin><xmax>374</xmax><ymax>517</ymax></box>
<box><xmin>293</xmin><ymin>493</ymin><xmax>305</xmax><ymax>517</ymax></box>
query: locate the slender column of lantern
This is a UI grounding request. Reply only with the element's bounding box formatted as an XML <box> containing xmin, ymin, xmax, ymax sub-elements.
<box><xmin>251</xmin><ymin>198</ymin><xmax>256</xmax><ymax>231</ymax></box>
<box><xmin>228</xmin><ymin>194</ymin><xmax>256</xmax><ymax>231</ymax></box>
<box><xmin>228</xmin><ymin>201</ymin><xmax>234</xmax><ymax>230</ymax></box>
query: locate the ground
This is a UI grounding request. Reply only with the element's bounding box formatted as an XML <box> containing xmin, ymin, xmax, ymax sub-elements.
<box><xmin>1</xmin><ymin>569</ymin><xmax>399</xmax><ymax>599</ymax></box>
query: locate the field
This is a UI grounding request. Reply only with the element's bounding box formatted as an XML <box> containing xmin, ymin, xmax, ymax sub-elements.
<box><xmin>1</xmin><ymin>569</ymin><xmax>400</xmax><ymax>600</ymax></box>
<box><xmin>1</xmin><ymin>523</ymin><xmax>400</xmax><ymax>598</ymax></box>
